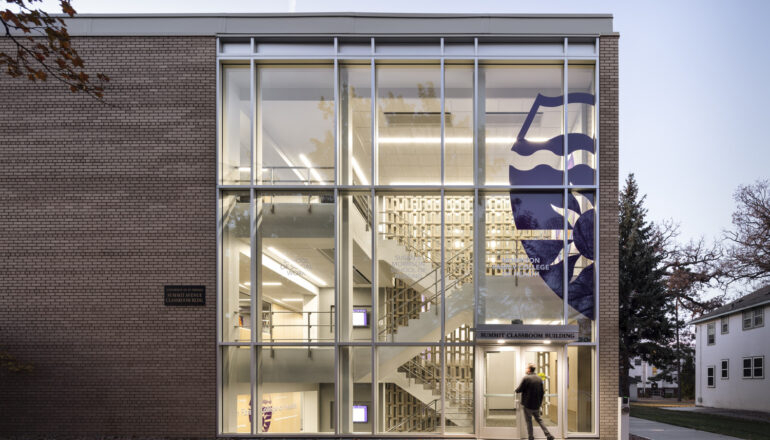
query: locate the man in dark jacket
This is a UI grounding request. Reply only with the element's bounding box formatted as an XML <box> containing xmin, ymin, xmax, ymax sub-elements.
<box><xmin>515</xmin><ymin>363</ymin><xmax>554</xmax><ymax>440</ymax></box>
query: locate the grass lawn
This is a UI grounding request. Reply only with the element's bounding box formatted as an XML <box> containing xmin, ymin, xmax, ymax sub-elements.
<box><xmin>630</xmin><ymin>404</ymin><xmax>770</xmax><ymax>440</ymax></box>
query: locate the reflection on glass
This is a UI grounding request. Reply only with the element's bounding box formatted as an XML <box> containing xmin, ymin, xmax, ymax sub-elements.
<box><xmin>222</xmin><ymin>346</ymin><xmax>251</xmax><ymax>434</ymax></box>
<box><xmin>258</xmin><ymin>66</ymin><xmax>334</xmax><ymax>185</ymax></box>
<box><xmin>445</xmin><ymin>65</ymin><xmax>474</xmax><ymax>185</ymax></box>
<box><xmin>445</xmin><ymin>345</ymin><xmax>474</xmax><ymax>433</ymax></box>
<box><xmin>522</xmin><ymin>350</ymin><xmax>559</xmax><ymax>427</ymax></box>
<box><xmin>339</xmin><ymin>346</ymin><xmax>373</xmax><ymax>434</ymax></box>
<box><xmin>222</xmin><ymin>191</ymin><xmax>251</xmax><ymax>342</ymax></box>
<box><xmin>567</xmin><ymin>64</ymin><xmax>596</xmax><ymax>185</ymax></box>
<box><xmin>376</xmin><ymin>194</ymin><xmax>442</xmax><ymax>342</ymax></box>
<box><xmin>567</xmin><ymin>346</ymin><xmax>594</xmax><ymax>433</ymax></box>
<box><xmin>339</xmin><ymin>193</ymin><xmax>373</xmax><ymax>342</ymax></box>
<box><xmin>478</xmin><ymin>193</ymin><xmax>564</xmax><ymax>325</ymax></box>
<box><xmin>482</xmin><ymin>65</ymin><xmax>563</xmax><ymax>185</ymax></box>
<box><xmin>257</xmin><ymin>193</ymin><xmax>335</xmax><ymax>342</ymax></box>
<box><xmin>377</xmin><ymin>65</ymin><xmax>441</xmax><ymax>185</ymax></box>
<box><xmin>222</xmin><ymin>66</ymin><xmax>251</xmax><ymax>184</ymax></box>
<box><xmin>377</xmin><ymin>345</ymin><xmax>441</xmax><ymax>433</ymax></box>
<box><xmin>567</xmin><ymin>190</ymin><xmax>596</xmax><ymax>341</ymax></box>
<box><xmin>444</xmin><ymin>195</ymin><xmax>474</xmax><ymax>336</ymax></box>
<box><xmin>257</xmin><ymin>346</ymin><xmax>335</xmax><ymax>434</ymax></box>
<box><xmin>340</xmin><ymin>65</ymin><xmax>372</xmax><ymax>185</ymax></box>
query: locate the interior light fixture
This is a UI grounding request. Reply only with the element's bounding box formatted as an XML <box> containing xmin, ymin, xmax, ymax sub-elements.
<box><xmin>243</xmin><ymin>281</ymin><xmax>251</xmax><ymax>287</ymax></box>
<box><xmin>544</xmin><ymin>340</ymin><xmax>552</xmax><ymax>345</ymax></box>
<box><xmin>350</xmin><ymin>157</ymin><xmax>369</xmax><ymax>185</ymax></box>
<box><xmin>262</xmin><ymin>282</ymin><xmax>282</xmax><ymax>286</ymax></box>
<box><xmin>282</xmin><ymin>298</ymin><xmax>304</xmax><ymax>302</ymax></box>
<box><xmin>497</xmin><ymin>339</ymin><xmax>505</xmax><ymax>344</ymax></box>
<box><xmin>267</xmin><ymin>247</ymin><xmax>327</xmax><ymax>286</ymax></box>
<box><xmin>299</xmin><ymin>154</ymin><xmax>325</xmax><ymax>183</ymax></box>
<box><xmin>262</xmin><ymin>254</ymin><xmax>319</xmax><ymax>295</ymax></box>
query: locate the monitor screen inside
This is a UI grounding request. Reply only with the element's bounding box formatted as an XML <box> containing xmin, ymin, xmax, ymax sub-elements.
<box><xmin>352</xmin><ymin>309</ymin><xmax>368</xmax><ymax>327</ymax></box>
<box><xmin>352</xmin><ymin>405</ymin><xmax>368</xmax><ymax>423</ymax></box>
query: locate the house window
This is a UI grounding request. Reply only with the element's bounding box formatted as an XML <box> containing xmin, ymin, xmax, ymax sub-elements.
<box><xmin>743</xmin><ymin>356</ymin><xmax>764</xmax><ymax>379</ymax></box>
<box><xmin>634</xmin><ymin>375</ymin><xmax>642</xmax><ymax>382</ymax></box>
<box><xmin>743</xmin><ymin>307</ymin><xmax>764</xmax><ymax>330</ymax></box>
<box><xmin>707</xmin><ymin>366</ymin><xmax>715</xmax><ymax>387</ymax></box>
<box><xmin>721</xmin><ymin>359</ymin><xmax>729</xmax><ymax>379</ymax></box>
<box><xmin>721</xmin><ymin>316</ymin><xmax>729</xmax><ymax>334</ymax></box>
<box><xmin>707</xmin><ymin>322</ymin><xmax>716</xmax><ymax>345</ymax></box>
<box><xmin>634</xmin><ymin>358</ymin><xmax>642</xmax><ymax>366</ymax></box>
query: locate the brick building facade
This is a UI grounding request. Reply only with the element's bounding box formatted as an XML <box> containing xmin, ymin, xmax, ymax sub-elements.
<box><xmin>0</xmin><ymin>14</ymin><xmax>619</xmax><ymax>439</ymax></box>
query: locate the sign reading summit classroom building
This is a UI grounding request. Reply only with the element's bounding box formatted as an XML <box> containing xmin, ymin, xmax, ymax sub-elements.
<box><xmin>164</xmin><ymin>285</ymin><xmax>206</xmax><ymax>306</ymax></box>
<box><xmin>475</xmin><ymin>324</ymin><xmax>579</xmax><ymax>343</ymax></box>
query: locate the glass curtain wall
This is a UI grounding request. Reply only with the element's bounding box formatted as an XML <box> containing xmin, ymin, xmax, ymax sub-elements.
<box><xmin>219</xmin><ymin>43</ymin><xmax>598</xmax><ymax>436</ymax></box>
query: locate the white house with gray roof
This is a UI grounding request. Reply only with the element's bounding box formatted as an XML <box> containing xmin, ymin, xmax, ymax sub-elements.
<box><xmin>690</xmin><ymin>285</ymin><xmax>770</xmax><ymax>412</ymax></box>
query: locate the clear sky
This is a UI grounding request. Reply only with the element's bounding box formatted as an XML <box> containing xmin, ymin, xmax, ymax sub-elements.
<box><xmin>49</xmin><ymin>0</ymin><xmax>770</xmax><ymax>246</ymax></box>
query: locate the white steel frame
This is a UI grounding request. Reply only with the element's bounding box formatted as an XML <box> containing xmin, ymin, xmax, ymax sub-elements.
<box><xmin>216</xmin><ymin>36</ymin><xmax>601</xmax><ymax>438</ymax></box>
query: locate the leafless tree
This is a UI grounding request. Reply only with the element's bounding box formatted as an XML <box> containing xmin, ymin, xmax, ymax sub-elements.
<box><xmin>724</xmin><ymin>179</ymin><xmax>770</xmax><ymax>286</ymax></box>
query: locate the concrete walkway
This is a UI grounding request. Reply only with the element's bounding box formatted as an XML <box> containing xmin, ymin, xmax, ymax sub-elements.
<box><xmin>630</xmin><ymin>417</ymin><xmax>741</xmax><ymax>440</ymax></box>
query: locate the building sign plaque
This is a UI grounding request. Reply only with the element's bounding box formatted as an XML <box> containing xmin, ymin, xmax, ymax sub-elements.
<box><xmin>164</xmin><ymin>285</ymin><xmax>205</xmax><ymax>306</ymax></box>
<box><xmin>476</xmin><ymin>324</ymin><xmax>579</xmax><ymax>343</ymax></box>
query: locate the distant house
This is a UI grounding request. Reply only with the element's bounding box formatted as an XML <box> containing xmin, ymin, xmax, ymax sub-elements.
<box><xmin>690</xmin><ymin>285</ymin><xmax>770</xmax><ymax>412</ymax></box>
<box><xmin>629</xmin><ymin>358</ymin><xmax>678</xmax><ymax>400</ymax></box>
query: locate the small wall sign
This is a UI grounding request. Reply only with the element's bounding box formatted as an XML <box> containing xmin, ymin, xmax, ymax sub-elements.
<box><xmin>164</xmin><ymin>285</ymin><xmax>206</xmax><ymax>306</ymax></box>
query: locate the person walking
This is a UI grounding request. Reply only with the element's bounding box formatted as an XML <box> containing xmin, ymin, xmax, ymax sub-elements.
<box><xmin>515</xmin><ymin>363</ymin><xmax>555</xmax><ymax>440</ymax></box>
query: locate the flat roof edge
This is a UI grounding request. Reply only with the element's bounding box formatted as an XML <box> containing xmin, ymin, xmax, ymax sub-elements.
<box><xmin>43</xmin><ymin>14</ymin><xmax>614</xmax><ymax>37</ymax></box>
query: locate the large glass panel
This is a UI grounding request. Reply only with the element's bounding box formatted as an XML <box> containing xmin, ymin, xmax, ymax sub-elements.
<box><xmin>478</xmin><ymin>192</ymin><xmax>565</xmax><ymax>325</ymax></box>
<box><xmin>481</xmin><ymin>65</ymin><xmax>564</xmax><ymax>185</ymax></box>
<box><xmin>567</xmin><ymin>190</ymin><xmax>596</xmax><ymax>341</ymax></box>
<box><xmin>522</xmin><ymin>349</ymin><xmax>559</xmax><ymax>429</ymax></box>
<box><xmin>222</xmin><ymin>346</ymin><xmax>252</xmax><ymax>434</ymax></box>
<box><xmin>376</xmin><ymin>65</ymin><xmax>441</xmax><ymax>185</ymax></box>
<box><xmin>567</xmin><ymin>346</ymin><xmax>595</xmax><ymax>433</ymax></box>
<box><xmin>567</xmin><ymin>64</ymin><xmax>596</xmax><ymax>186</ymax></box>
<box><xmin>340</xmin><ymin>64</ymin><xmax>372</xmax><ymax>185</ymax></box>
<box><xmin>258</xmin><ymin>65</ymin><xmax>334</xmax><ymax>185</ymax></box>
<box><xmin>222</xmin><ymin>191</ymin><xmax>251</xmax><ymax>342</ymax></box>
<box><xmin>445</xmin><ymin>64</ymin><xmax>474</xmax><ymax>185</ymax></box>
<box><xmin>222</xmin><ymin>65</ymin><xmax>251</xmax><ymax>184</ymax></box>
<box><xmin>376</xmin><ymin>194</ymin><xmax>442</xmax><ymax>342</ymax></box>
<box><xmin>339</xmin><ymin>192</ymin><xmax>373</xmax><ymax>342</ymax></box>
<box><xmin>257</xmin><ymin>346</ymin><xmax>335</xmax><ymax>434</ymax></box>
<box><xmin>339</xmin><ymin>346</ymin><xmax>373</xmax><ymax>434</ymax></box>
<box><xmin>444</xmin><ymin>194</ymin><xmax>474</xmax><ymax>336</ymax></box>
<box><xmin>445</xmin><ymin>344</ymin><xmax>474</xmax><ymax>433</ymax></box>
<box><xmin>377</xmin><ymin>345</ymin><xmax>441</xmax><ymax>433</ymax></box>
<box><xmin>257</xmin><ymin>193</ymin><xmax>335</xmax><ymax>342</ymax></box>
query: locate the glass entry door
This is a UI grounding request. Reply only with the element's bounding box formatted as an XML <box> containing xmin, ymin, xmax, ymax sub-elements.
<box><xmin>477</xmin><ymin>346</ymin><xmax>562</xmax><ymax>439</ymax></box>
<box><xmin>478</xmin><ymin>347</ymin><xmax>519</xmax><ymax>439</ymax></box>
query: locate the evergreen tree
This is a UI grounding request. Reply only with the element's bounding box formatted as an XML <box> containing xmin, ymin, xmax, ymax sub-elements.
<box><xmin>619</xmin><ymin>174</ymin><xmax>676</xmax><ymax>397</ymax></box>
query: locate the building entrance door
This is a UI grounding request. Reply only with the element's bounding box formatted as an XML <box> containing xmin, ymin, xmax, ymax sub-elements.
<box><xmin>476</xmin><ymin>345</ymin><xmax>562</xmax><ymax>439</ymax></box>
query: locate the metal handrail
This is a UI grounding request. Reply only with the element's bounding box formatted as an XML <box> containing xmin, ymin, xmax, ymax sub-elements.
<box><xmin>260</xmin><ymin>165</ymin><xmax>334</xmax><ymax>185</ymax></box>
<box><xmin>263</xmin><ymin>310</ymin><xmax>334</xmax><ymax>342</ymax></box>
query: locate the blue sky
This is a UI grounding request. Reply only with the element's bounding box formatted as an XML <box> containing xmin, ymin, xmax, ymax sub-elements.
<box><xmin>50</xmin><ymin>0</ymin><xmax>770</xmax><ymax>246</ymax></box>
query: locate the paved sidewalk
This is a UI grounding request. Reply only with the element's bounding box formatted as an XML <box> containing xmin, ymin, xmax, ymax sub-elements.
<box><xmin>630</xmin><ymin>416</ymin><xmax>741</xmax><ymax>440</ymax></box>
<box><xmin>664</xmin><ymin>405</ymin><xmax>770</xmax><ymax>423</ymax></box>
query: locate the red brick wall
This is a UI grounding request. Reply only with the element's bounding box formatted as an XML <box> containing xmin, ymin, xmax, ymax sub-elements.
<box><xmin>599</xmin><ymin>34</ymin><xmax>620</xmax><ymax>439</ymax></box>
<box><xmin>0</xmin><ymin>37</ymin><xmax>217</xmax><ymax>437</ymax></box>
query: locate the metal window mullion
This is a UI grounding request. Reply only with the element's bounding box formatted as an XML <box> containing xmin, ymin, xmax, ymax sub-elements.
<box><xmin>370</xmin><ymin>186</ymin><xmax>377</xmax><ymax>434</ymax></box>
<box><xmin>440</xmin><ymin>188</ymin><xmax>446</xmax><ymax>434</ymax></box>
<box><xmin>250</xmin><ymin>186</ymin><xmax>258</xmax><ymax>435</ymax></box>
<box><xmin>562</xmin><ymin>47</ymin><xmax>569</xmax><ymax>328</ymax></box>
<box><xmin>333</xmin><ymin>188</ymin><xmax>340</xmax><ymax>435</ymax></box>
<box><xmin>334</xmin><ymin>39</ymin><xmax>340</xmax><ymax>186</ymax></box>
<box><xmin>215</xmin><ymin>53</ymin><xmax>223</xmax><ymax>435</ymax></box>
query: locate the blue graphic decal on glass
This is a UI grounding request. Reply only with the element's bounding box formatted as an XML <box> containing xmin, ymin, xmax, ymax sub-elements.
<box><xmin>510</xmin><ymin>92</ymin><xmax>595</xmax><ymax>186</ymax></box>
<box><xmin>508</xmin><ymin>190</ymin><xmax>595</xmax><ymax>320</ymax></box>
